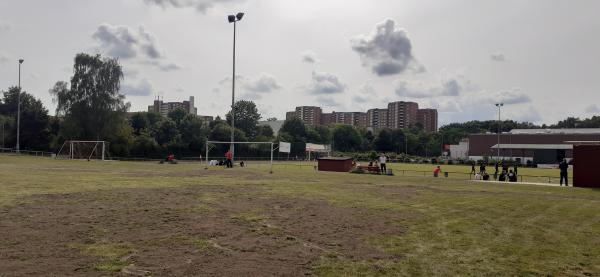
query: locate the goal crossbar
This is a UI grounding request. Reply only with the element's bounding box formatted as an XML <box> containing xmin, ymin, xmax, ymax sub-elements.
<box><xmin>56</xmin><ymin>140</ymin><xmax>109</xmax><ymax>161</ymax></box>
<box><xmin>205</xmin><ymin>141</ymin><xmax>275</xmax><ymax>173</ymax></box>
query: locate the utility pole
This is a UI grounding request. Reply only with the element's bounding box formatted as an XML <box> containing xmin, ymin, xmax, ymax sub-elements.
<box><xmin>16</xmin><ymin>59</ymin><xmax>24</xmax><ymax>153</ymax></box>
<box><xmin>228</xmin><ymin>12</ymin><xmax>244</xmax><ymax>165</ymax></box>
<box><xmin>495</xmin><ymin>103</ymin><xmax>504</xmax><ymax>162</ymax></box>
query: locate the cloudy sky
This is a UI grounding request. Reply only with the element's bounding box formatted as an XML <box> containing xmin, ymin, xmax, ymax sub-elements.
<box><xmin>1</xmin><ymin>0</ymin><xmax>599</xmax><ymax>125</ymax></box>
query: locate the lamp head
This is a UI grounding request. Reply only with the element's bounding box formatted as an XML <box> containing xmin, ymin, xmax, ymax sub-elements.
<box><xmin>228</xmin><ymin>15</ymin><xmax>236</xmax><ymax>23</ymax></box>
<box><xmin>236</xmin><ymin>12</ymin><xmax>244</xmax><ymax>20</ymax></box>
<box><xmin>18</xmin><ymin>59</ymin><xmax>24</xmax><ymax>64</ymax></box>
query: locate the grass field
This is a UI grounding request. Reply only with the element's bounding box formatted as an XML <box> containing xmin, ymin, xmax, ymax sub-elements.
<box><xmin>0</xmin><ymin>155</ymin><xmax>598</xmax><ymax>276</ymax></box>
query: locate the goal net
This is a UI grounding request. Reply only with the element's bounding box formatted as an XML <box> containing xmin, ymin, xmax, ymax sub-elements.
<box><xmin>204</xmin><ymin>141</ymin><xmax>275</xmax><ymax>172</ymax></box>
<box><xmin>56</xmin><ymin>140</ymin><xmax>110</xmax><ymax>160</ymax></box>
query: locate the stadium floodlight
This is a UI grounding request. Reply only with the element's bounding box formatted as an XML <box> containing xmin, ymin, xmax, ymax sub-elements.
<box><xmin>227</xmin><ymin>12</ymin><xmax>244</xmax><ymax>165</ymax></box>
<box><xmin>495</xmin><ymin>103</ymin><xmax>504</xmax><ymax>161</ymax></box>
<box><xmin>16</xmin><ymin>59</ymin><xmax>24</xmax><ymax>153</ymax></box>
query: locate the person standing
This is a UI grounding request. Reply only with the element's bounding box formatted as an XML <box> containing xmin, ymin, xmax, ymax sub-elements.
<box><xmin>433</xmin><ymin>165</ymin><xmax>441</xmax><ymax>177</ymax></box>
<box><xmin>470</xmin><ymin>162</ymin><xmax>476</xmax><ymax>175</ymax></box>
<box><xmin>225</xmin><ymin>150</ymin><xmax>233</xmax><ymax>168</ymax></box>
<box><xmin>559</xmin><ymin>159</ymin><xmax>569</xmax><ymax>186</ymax></box>
<box><xmin>379</xmin><ymin>153</ymin><xmax>387</xmax><ymax>174</ymax></box>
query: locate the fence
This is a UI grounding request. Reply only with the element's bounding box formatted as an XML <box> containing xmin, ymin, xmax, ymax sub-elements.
<box><xmin>0</xmin><ymin>147</ymin><xmax>54</xmax><ymax>157</ymax></box>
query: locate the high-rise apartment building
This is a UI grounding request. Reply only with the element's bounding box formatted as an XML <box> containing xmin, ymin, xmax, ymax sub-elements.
<box><xmin>367</xmin><ymin>109</ymin><xmax>389</xmax><ymax>129</ymax></box>
<box><xmin>387</xmin><ymin>101</ymin><xmax>418</xmax><ymax>129</ymax></box>
<box><xmin>148</xmin><ymin>96</ymin><xmax>197</xmax><ymax>116</ymax></box>
<box><xmin>294</xmin><ymin>106</ymin><xmax>322</xmax><ymax>126</ymax></box>
<box><xmin>286</xmin><ymin>101</ymin><xmax>437</xmax><ymax>131</ymax></box>
<box><xmin>417</xmin><ymin>108</ymin><xmax>438</xmax><ymax>132</ymax></box>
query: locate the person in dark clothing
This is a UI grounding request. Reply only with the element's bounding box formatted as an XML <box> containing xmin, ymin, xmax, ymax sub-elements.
<box><xmin>495</xmin><ymin>162</ymin><xmax>499</xmax><ymax>174</ymax></box>
<box><xmin>470</xmin><ymin>162</ymin><xmax>476</xmax><ymax>175</ymax></box>
<box><xmin>498</xmin><ymin>170</ymin><xmax>507</xmax><ymax>182</ymax></box>
<box><xmin>513</xmin><ymin>164</ymin><xmax>518</xmax><ymax>176</ymax></box>
<box><xmin>480</xmin><ymin>163</ymin><xmax>486</xmax><ymax>173</ymax></box>
<box><xmin>502</xmin><ymin>161</ymin><xmax>509</xmax><ymax>173</ymax></box>
<box><xmin>508</xmin><ymin>170</ymin><xmax>517</xmax><ymax>182</ymax></box>
<box><xmin>559</xmin><ymin>159</ymin><xmax>569</xmax><ymax>186</ymax></box>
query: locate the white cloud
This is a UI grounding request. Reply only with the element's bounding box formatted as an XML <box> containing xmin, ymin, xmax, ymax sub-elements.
<box><xmin>143</xmin><ymin>0</ymin><xmax>243</xmax><ymax>13</ymax></box>
<box><xmin>585</xmin><ymin>104</ymin><xmax>600</xmax><ymax>113</ymax></box>
<box><xmin>0</xmin><ymin>51</ymin><xmax>9</xmax><ymax>64</ymax></box>
<box><xmin>351</xmin><ymin>18</ymin><xmax>420</xmax><ymax>76</ymax></box>
<box><xmin>489</xmin><ymin>88</ymin><xmax>531</xmax><ymax>105</ymax></box>
<box><xmin>307</xmin><ymin>71</ymin><xmax>346</xmax><ymax>95</ymax></box>
<box><xmin>218</xmin><ymin>73</ymin><xmax>282</xmax><ymax>100</ymax></box>
<box><xmin>0</xmin><ymin>19</ymin><xmax>10</xmax><ymax>32</ymax></box>
<box><xmin>394</xmin><ymin>78</ymin><xmax>463</xmax><ymax>98</ymax></box>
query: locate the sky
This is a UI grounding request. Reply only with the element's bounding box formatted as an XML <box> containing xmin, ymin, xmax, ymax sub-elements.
<box><xmin>1</xmin><ymin>0</ymin><xmax>599</xmax><ymax>126</ymax></box>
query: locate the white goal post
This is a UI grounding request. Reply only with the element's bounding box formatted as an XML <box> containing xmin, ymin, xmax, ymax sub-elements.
<box><xmin>205</xmin><ymin>141</ymin><xmax>275</xmax><ymax>173</ymax></box>
<box><xmin>56</xmin><ymin>140</ymin><xmax>109</xmax><ymax>161</ymax></box>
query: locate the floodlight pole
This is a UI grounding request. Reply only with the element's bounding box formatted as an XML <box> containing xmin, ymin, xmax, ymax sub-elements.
<box><xmin>16</xmin><ymin>59</ymin><xmax>24</xmax><ymax>153</ymax></box>
<box><xmin>495</xmin><ymin>103</ymin><xmax>504</xmax><ymax>162</ymax></box>
<box><xmin>228</xmin><ymin>12</ymin><xmax>244</xmax><ymax>166</ymax></box>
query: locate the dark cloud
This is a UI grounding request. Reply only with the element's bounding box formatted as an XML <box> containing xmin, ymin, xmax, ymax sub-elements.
<box><xmin>121</xmin><ymin>79</ymin><xmax>153</xmax><ymax>96</ymax></box>
<box><xmin>307</xmin><ymin>71</ymin><xmax>346</xmax><ymax>95</ymax></box>
<box><xmin>490</xmin><ymin>53</ymin><xmax>506</xmax><ymax>62</ymax></box>
<box><xmin>301</xmin><ymin>50</ymin><xmax>317</xmax><ymax>63</ymax></box>
<box><xmin>93</xmin><ymin>23</ymin><xmax>181</xmax><ymax>71</ymax></box>
<box><xmin>441</xmin><ymin>79</ymin><xmax>461</xmax><ymax>96</ymax></box>
<box><xmin>351</xmin><ymin>19</ymin><xmax>419</xmax><ymax>76</ymax></box>
<box><xmin>143</xmin><ymin>0</ymin><xmax>242</xmax><ymax>13</ymax></box>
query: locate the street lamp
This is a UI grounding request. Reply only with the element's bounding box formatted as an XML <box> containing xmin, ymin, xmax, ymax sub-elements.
<box><xmin>16</xmin><ymin>59</ymin><xmax>24</xmax><ymax>153</ymax></box>
<box><xmin>228</xmin><ymin>12</ymin><xmax>244</xmax><ymax>165</ymax></box>
<box><xmin>495</xmin><ymin>103</ymin><xmax>504</xmax><ymax>162</ymax></box>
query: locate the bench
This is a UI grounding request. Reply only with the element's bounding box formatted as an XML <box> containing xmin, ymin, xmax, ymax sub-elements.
<box><xmin>357</xmin><ymin>165</ymin><xmax>381</xmax><ymax>174</ymax></box>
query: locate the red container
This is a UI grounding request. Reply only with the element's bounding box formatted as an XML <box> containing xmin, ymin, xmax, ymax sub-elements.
<box><xmin>573</xmin><ymin>145</ymin><xmax>600</xmax><ymax>188</ymax></box>
<box><xmin>317</xmin><ymin>157</ymin><xmax>354</xmax><ymax>172</ymax></box>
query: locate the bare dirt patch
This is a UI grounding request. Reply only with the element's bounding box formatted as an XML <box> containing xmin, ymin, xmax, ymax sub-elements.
<box><xmin>0</xmin><ymin>184</ymin><xmax>409</xmax><ymax>276</ymax></box>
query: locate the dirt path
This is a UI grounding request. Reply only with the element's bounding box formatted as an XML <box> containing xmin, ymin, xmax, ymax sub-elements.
<box><xmin>0</xmin><ymin>184</ymin><xmax>408</xmax><ymax>276</ymax></box>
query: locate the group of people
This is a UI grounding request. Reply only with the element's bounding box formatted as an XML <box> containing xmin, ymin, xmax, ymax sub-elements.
<box><xmin>366</xmin><ymin>153</ymin><xmax>388</xmax><ymax>174</ymax></box>
<box><xmin>472</xmin><ymin>161</ymin><xmax>518</xmax><ymax>182</ymax></box>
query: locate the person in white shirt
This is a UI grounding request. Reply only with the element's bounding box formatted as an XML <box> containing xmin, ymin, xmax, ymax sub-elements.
<box><xmin>378</xmin><ymin>153</ymin><xmax>387</xmax><ymax>174</ymax></box>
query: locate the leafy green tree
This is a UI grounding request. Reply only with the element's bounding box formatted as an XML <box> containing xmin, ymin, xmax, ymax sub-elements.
<box><xmin>155</xmin><ymin>118</ymin><xmax>179</xmax><ymax>146</ymax></box>
<box><xmin>332</xmin><ymin>125</ymin><xmax>361</xmax><ymax>152</ymax></box>
<box><xmin>225</xmin><ymin>100</ymin><xmax>261</xmax><ymax>139</ymax></box>
<box><xmin>168</xmin><ymin>108</ymin><xmax>187</xmax><ymax>125</ymax></box>
<box><xmin>180</xmin><ymin>114</ymin><xmax>209</xmax><ymax>151</ymax></box>
<box><xmin>374</xmin><ymin>128</ymin><xmax>394</xmax><ymax>152</ymax></box>
<box><xmin>0</xmin><ymin>87</ymin><xmax>51</xmax><ymax>150</ymax></box>
<box><xmin>131</xmin><ymin>130</ymin><xmax>160</xmax><ymax>157</ymax></box>
<box><xmin>50</xmin><ymin>53</ymin><xmax>129</xmax><ymax>141</ymax></box>
<box><xmin>130</xmin><ymin>112</ymin><xmax>149</xmax><ymax>135</ymax></box>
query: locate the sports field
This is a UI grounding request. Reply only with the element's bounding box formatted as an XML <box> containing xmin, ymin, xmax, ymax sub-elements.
<box><xmin>1</xmin><ymin>155</ymin><xmax>598</xmax><ymax>276</ymax></box>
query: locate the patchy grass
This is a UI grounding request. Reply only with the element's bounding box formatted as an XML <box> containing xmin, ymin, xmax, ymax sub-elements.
<box><xmin>1</xmin><ymin>155</ymin><xmax>599</xmax><ymax>276</ymax></box>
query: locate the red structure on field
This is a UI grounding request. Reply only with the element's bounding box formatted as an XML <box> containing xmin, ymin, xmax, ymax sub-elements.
<box><xmin>317</xmin><ymin>157</ymin><xmax>354</xmax><ymax>172</ymax></box>
<box><xmin>572</xmin><ymin>144</ymin><xmax>600</xmax><ymax>188</ymax></box>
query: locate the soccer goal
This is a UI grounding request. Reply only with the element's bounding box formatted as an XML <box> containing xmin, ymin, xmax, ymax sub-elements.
<box><xmin>56</xmin><ymin>140</ymin><xmax>110</xmax><ymax>161</ymax></box>
<box><xmin>205</xmin><ymin>141</ymin><xmax>275</xmax><ymax>173</ymax></box>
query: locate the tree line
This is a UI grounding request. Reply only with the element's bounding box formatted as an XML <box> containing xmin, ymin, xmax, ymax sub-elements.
<box><xmin>1</xmin><ymin>53</ymin><xmax>599</xmax><ymax>158</ymax></box>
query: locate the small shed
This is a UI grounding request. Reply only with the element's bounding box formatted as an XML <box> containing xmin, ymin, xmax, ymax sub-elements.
<box><xmin>317</xmin><ymin>157</ymin><xmax>354</xmax><ymax>172</ymax></box>
<box><xmin>570</xmin><ymin>142</ymin><xmax>600</xmax><ymax>188</ymax></box>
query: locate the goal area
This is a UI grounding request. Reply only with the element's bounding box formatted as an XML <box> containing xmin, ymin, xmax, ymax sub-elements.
<box><xmin>56</xmin><ymin>140</ymin><xmax>110</xmax><ymax>161</ymax></box>
<box><xmin>204</xmin><ymin>141</ymin><xmax>275</xmax><ymax>172</ymax></box>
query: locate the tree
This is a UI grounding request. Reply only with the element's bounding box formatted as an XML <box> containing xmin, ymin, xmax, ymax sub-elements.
<box><xmin>0</xmin><ymin>87</ymin><xmax>51</xmax><ymax>150</ymax></box>
<box><xmin>50</xmin><ymin>53</ymin><xmax>129</xmax><ymax>141</ymax></box>
<box><xmin>225</xmin><ymin>100</ymin><xmax>261</xmax><ymax>139</ymax></box>
<box><xmin>374</xmin><ymin>128</ymin><xmax>394</xmax><ymax>152</ymax></box>
<box><xmin>168</xmin><ymin>108</ymin><xmax>187</xmax><ymax>125</ymax></box>
<box><xmin>332</xmin><ymin>125</ymin><xmax>361</xmax><ymax>152</ymax></box>
<box><xmin>180</xmin><ymin>114</ymin><xmax>209</xmax><ymax>151</ymax></box>
<box><xmin>130</xmin><ymin>112</ymin><xmax>149</xmax><ymax>135</ymax></box>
